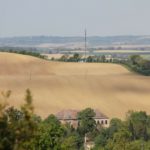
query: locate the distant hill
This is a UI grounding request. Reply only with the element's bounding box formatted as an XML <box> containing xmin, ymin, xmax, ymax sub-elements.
<box><xmin>1</xmin><ymin>35</ymin><xmax>150</xmax><ymax>48</ymax></box>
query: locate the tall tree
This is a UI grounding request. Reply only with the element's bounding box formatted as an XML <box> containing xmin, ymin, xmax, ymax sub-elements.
<box><xmin>126</xmin><ymin>111</ymin><xmax>149</xmax><ymax>140</ymax></box>
<box><xmin>14</xmin><ymin>89</ymin><xmax>37</xmax><ymax>150</ymax></box>
<box><xmin>77</xmin><ymin>108</ymin><xmax>96</xmax><ymax>136</ymax></box>
<box><xmin>0</xmin><ymin>90</ymin><xmax>14</xmax><ymax>150</ymax></box>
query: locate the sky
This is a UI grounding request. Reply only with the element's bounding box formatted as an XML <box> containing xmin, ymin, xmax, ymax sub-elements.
<box><xmin>0</xmin><ymin>0</ymin><xmax>150</xmax><ymax>37</ymax></box>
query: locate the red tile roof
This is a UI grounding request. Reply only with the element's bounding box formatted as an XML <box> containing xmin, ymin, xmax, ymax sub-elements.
<box><xmin>94</xmin><ymin>109</ymin><xmax>109</xmax><ymax>119</ymax></box>
<box><xmin>56</xmin><ymin>109</ymin><xmax>79</xmax><ymax>120</ymax></box>
<box><xmin>56</xmin><ymin>109</ymin><xmax>108</xmax><ymax>120</ymax></box>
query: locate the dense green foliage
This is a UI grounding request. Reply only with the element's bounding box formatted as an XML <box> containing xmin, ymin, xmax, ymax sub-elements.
<box><xmin>124</xmin><ymin>55</ymin><xmax>150</xmax><ymax>76</ymax></box>
<box><xmin>58</xmin><ymin>53</ymin><xmax>112</xmax><ymax>63</ymax></box>
<box><xmin>93</xmin><ymin>111</ymin><xmax>150</xmax><ymax>150</ymax></box>
<box><xmin>0</xmin><ymin>91</ymin><xmax>95</xmax><ymax>150</ymax></box>
<box><xmin>1</xmin><ymin>90</ymin><xmax>150</xmax><ymax>149</ymax></box>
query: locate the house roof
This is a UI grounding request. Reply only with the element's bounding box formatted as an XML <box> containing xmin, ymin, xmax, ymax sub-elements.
<box><xmin>56</xmin><ymin>109</ymin><xmax>79</xmax><ymax>120</ymax></box>
<box><xmin>55</xmin><ymin>109</ymin><xmax>108</xmax><ymax>120</ymax></box>
<box><xmin>94</xmin><ymin>109</ymin><xmax>109</xmax><ymax>119</ymax></box>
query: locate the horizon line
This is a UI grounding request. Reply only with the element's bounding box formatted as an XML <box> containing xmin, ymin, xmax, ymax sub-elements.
<box><xmin>1</xmin><ymin>34</ymin><xmax>150</xmax><ymax>38</ymax></box>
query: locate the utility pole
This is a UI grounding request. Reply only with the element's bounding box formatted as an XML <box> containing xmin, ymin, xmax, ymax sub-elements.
<box><xmin>84</xmin><ymin>29</ymin><xmax>87</xmax><ymax>62</ymax></box>
<box><xmin>29</xmin><ymin>70</ymin><xmax>31</xmax><ymax>81</ymax></box>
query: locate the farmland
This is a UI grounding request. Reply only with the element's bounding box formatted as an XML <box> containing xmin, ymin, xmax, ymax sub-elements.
<box><xmin>0</xmin><ymin>52</ymin><xmax>150</xmax><ymax>119</ymax></box>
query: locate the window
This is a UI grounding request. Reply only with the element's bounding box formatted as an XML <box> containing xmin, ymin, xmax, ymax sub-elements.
<box><xmin>105</xmin><ymin>120</ymin><xmax>108</xmax><ymax>124</ymax></box>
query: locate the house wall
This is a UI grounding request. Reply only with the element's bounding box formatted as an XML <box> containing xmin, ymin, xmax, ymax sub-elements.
<box><xmin>60</xmin><ymin>118</ymin><xmax>109</xmax><ymax>128</ymax></box>
<box><xmin>60</xmin><ymin>119</ymin><xmax>78</xmax><ymax>128</ymax></box>
<box><xmin>95</xmin><ymin>118</ymin><xmax>109</xmax><ymax>127</ymax></box>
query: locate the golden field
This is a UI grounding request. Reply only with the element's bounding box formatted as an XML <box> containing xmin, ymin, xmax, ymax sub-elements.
<box><xmin>0</xmin><ymin>52</ymin><xmax>150</xmax><ymax>119</ymax></box>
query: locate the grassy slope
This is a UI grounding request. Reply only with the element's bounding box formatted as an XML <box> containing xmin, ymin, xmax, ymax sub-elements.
<box><xmin>0</xmin><ymin>52</ymin><xmax>150</xmax><ymax>119</ymax></box>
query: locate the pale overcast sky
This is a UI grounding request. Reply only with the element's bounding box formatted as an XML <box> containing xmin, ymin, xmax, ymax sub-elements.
<box><xmin>0</xmin><ymin>0</ymin><xmax>150</xmax><ymax>37</ymax></box>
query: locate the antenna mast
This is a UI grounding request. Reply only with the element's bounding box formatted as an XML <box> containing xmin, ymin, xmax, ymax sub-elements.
<box><xmin>84</xmin><ymin>29</ymin><xmax>87</xmax><ymax>62</ymax></box>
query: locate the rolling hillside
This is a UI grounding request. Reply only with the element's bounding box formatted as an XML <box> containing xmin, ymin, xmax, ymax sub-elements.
<box><xmin>0</xmin><ymin>52</ymin><xmax>150</xmax><ymax>119</ymax></box>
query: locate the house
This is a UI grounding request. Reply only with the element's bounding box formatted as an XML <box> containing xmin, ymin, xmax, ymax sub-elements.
<box><xmin>56</xmin><ymin>109</ymin><xmax>79</xmax><ymax>128</ymax></box>
<box><xmin>105</xmin><ymin>55</ymin><xmax>113</xmax><ymax>62</ymax></box>
<box><xmin>55</xmin><ymin>109</ymin><xmax>109</xmax><ymax>128</ymax></box>
<box><xmin>93</xmin><ymin>109</ymin><xmax>109</xmax><ymax>128</ymax></box>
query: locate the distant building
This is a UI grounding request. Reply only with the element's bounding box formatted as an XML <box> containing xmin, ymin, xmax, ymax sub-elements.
<box><xmin>55</xmin><ymin>109</ymin><xmax>109</xmax><ymax>128</ymax></box>
<box><xmin>56</xmin><ymin>109</ymin><xmax>79</xmax><ymax>128</ymax></box>
<box><xmin>105</xmin><ymin>55</ymin><xmax>113</xmax><ymax>61</ymax></box>
<box><xmin>94</xmin><ymin>109</ymin><xmax>109</xmax><ymax>128</ymax></box>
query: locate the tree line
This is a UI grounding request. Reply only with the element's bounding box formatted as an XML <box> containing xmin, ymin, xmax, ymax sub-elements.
<box><xmin>0</xmin><ymin>49</ymin><xmax>46</xmax><ymax>59</ymax></box>
<box><xmin>55</xmin><ymin>53</ymin><xmax>112</xmax><ymax>63</ymax></box>
<box><xmin>56</xmin><ymin>53</ymin><xmax>150</xmax><ymax>76</ymax></box>
<box><xmin>124</xmin><ymin>55</ymin><xmax>150</xmax><ymax>76</ymax></box>
<box><xmin>2</xmin><ymin>49</ymin><xmax>150</xmax><ymax>76</ymax></box>
<box><xmin>1</xmin><ymin>90</ymin><xmax>150</xmax><ymax>149</ymax></box>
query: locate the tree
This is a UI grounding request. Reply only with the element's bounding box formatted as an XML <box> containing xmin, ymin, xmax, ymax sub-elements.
<box><xmin>130</xmin><ymin>55</ymin><xmax>143</xmax><ymax>66</ymax></box>
<box><xmin>35</xmin><ymin>114</ymin><xmax>65</xmax><ymax>150</ymax></box>
<box><xmin>77</xmin><ymin>108</ymin><xmax>96</xmax><ymax>136</ymax></box>
<box><xmin>44</xmin><ymin>114</ymin><xmax>60</xmax><ymax>126</ymax></box>
<box><xmin>94</xmin><ymin>118</ymin><xmax>124</xmax><ymax>149</ymax></box>
<box><xmin>108</xmin><ymin>118</ymin><xmax>124</xmax><ymax>138</ymax></box>
<box><xmin>101</xmin><ymin>55</ymin><xmax>106</xmax><ymax>62</ymax></box>
<box><xmin>113</xmin><ymin>128</ymin><xmax>131</xmax><ymax>150</ymax></box>
<box><xmin>105</xmin><ymin>128</ymin><xmax>131</xmax><ymax>150</ymax></box>
<box><xmin>14</xmin><ymin>89</ymin><xmax>38</xmax><ymax>150</ymax></box>
<box><xmin>36</xmin><ymin>123</ymin><xmax>64</xmax><ymax>150</ymax></box>
<box><xmin>0</xmin><ymin>90</ymin><xmax>15</xmax><ymax>150</ymax></box>
<box><xmin>0</xmin><ymin>90</ymin><xmax>11</xmax><ymax>117</ymax></box>
<box><xmin>61</xmin><ymin>135</ymin><xmax>79</xmax><ymax>150</ymax></box>
<box><xmin>73</xmin><ymin>53</ymin><xmax>81</xmax><ymax>61</ymax></box>
<box><xmin>60</xmin><ymin>54</ymin><xmax>69</xmax><ymax>62</ymax></box>
<box><xmin>126</xmin><ymin>111</ymin><xmax>149</xmax><ymax>140</ymax></box>
<box><xmin>94</xmin><ymin>128</ymin><xmax>110</xmax><ymax>148</ymax></box>
<box><xmin>142</xmin><ymin>60</ymin><xmax>150</xmax><ymax>70</ymax></box>
<box><xmin>126</xmin><ymin>140</ymin><xmax>142</xmax><ymax>150</ymax></box>
<box><xmin>87</xmin><ymin>56</ymin><xmax>93</xmax><ymax>62</ymax></box>
<box><xmin>21</xmin><ymin>89</ymin><xmax>34</xmax><ymax>116</ymax></box>
<box><xmin>63</xmin><ymin>124</ymin><xmax>83</xmax><ymax>149</ymax></box>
